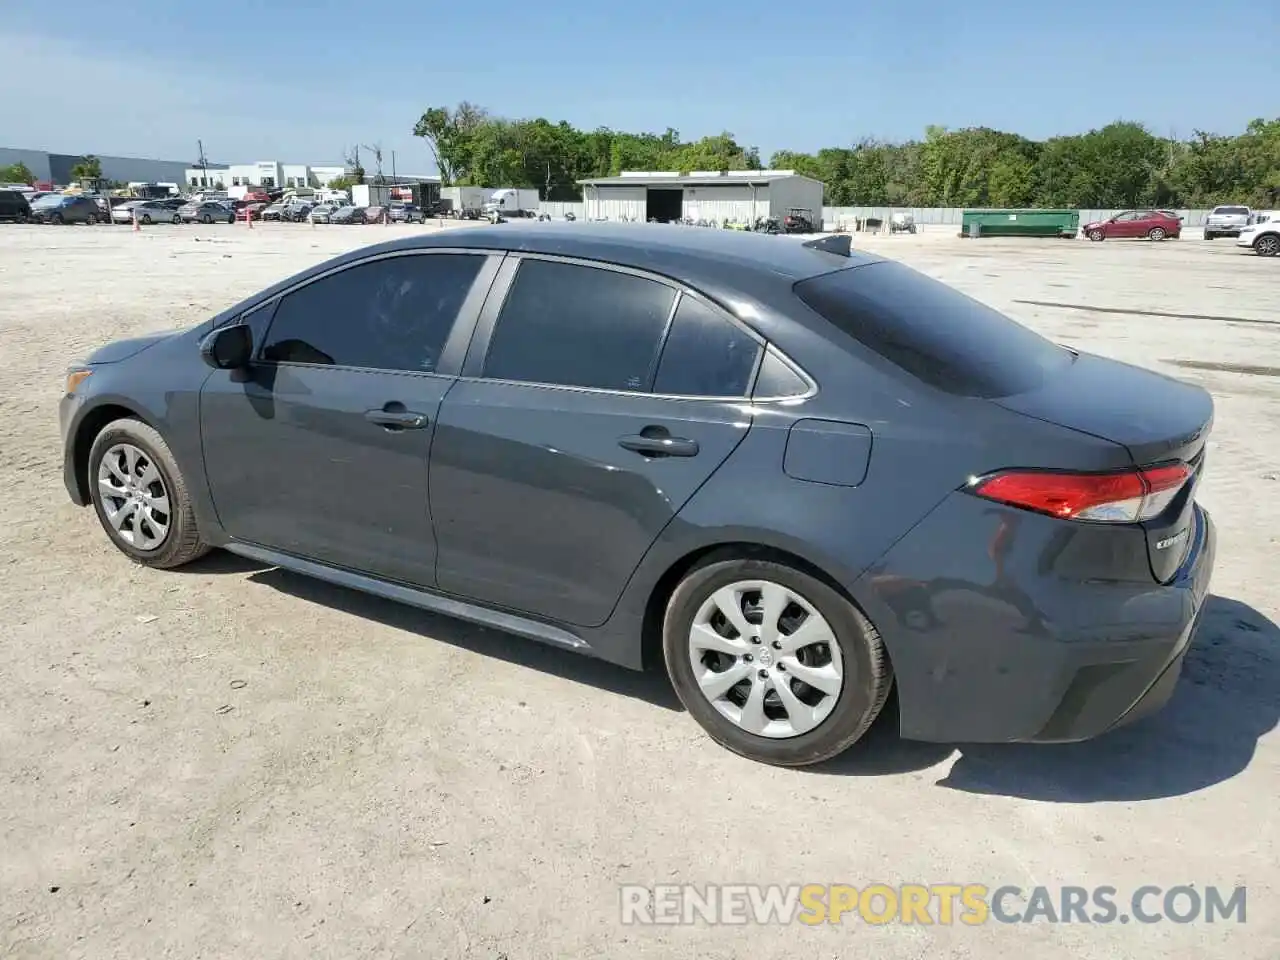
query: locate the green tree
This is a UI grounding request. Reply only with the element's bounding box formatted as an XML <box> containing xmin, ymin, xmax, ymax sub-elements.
<box><xmin>0</xmin><ymin>161</ymin><xmax>35</xmax><ymax>184</ymax></box>
<box><xmin>69</xmin><ymin>155</ymin><xmax>102</xmax><ymax>180</ymax></box>
<box><xmin>408</xmin><ymin>101</ymin><xmax>1280</xmax><ymax>209</ymax></box>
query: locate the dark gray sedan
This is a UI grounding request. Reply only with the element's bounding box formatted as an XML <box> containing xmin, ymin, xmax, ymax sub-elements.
<box><xmin>58</xmin><ymin>224</ymin><xmax>1216</xmax><ymax>766</ymax></box>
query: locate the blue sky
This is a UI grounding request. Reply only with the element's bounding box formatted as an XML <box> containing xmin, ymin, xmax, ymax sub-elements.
<box><xmin>0</xmin><ymin>0</ymin><xmax>1273</xmax><ymax>173</ymax></box>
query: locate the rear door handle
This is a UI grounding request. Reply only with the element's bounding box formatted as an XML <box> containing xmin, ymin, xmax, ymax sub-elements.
<box><xmin>365</xmin><ymin>409</ymin><xmax>430</xmax><ymax>430</ymax></box>
<box><xmin>618</xmin><ymin>434</ymin><xmax>700</xmax><ymax>457</ymax></box>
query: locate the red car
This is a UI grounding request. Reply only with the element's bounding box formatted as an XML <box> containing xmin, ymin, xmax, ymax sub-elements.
<box><xmin>1083</xmin><ymin>210</ymin><xmax>1182</xmax><ymax>242</ymax></box>
<box><xmin>235</xmin><ymin>202</ymin><xmax>266</xmax><ymax>222</ymax></box>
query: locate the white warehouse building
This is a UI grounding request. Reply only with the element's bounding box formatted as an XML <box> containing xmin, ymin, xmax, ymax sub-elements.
<box><xmin>183</xmin><ymin>160</ymin><xmax>351</xmax><ymax>191</ymax></box>
<box><xmin>577</xmin><ymin>170</ymin><xmax>825</xmax><ymax>226</ymax></box>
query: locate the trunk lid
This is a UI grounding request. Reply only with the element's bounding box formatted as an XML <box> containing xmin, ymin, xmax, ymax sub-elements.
<box><xmin>994</xmin><ymin>350</ymin><xmax>1213</xmax><ymax>582</ymax></box>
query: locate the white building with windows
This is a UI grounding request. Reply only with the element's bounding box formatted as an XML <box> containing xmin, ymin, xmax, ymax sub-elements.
<box><xmin>183</xmin><ymin>161</ymin><xmax>351</xmax><ymax>192</ymax></box>
<box><xmin>577</xmin><ymin>170</ymin><xmax>825</xmax><ymax>227</ymax></box>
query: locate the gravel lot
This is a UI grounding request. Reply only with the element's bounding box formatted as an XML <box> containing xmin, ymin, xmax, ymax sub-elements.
<box><xmin>1</xmin><ymin>221</ymin><xmax>1277</xmax><ymax>959</ymax></box>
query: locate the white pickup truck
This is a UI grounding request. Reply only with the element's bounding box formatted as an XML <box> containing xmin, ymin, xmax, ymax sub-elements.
<box><xmin>1202</xmin><ymin>204</ymin><xmax>1253</xmax><ymax>240</ymax></box>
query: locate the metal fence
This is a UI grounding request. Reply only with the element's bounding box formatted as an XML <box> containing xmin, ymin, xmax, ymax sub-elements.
<box><xmin>533</xmin><ymin>202</ymin><xmax>1220</xmax><ymax>230</ymax></box>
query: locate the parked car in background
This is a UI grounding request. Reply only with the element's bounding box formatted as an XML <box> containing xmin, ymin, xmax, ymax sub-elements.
<box><xmin>330</xmin><ymin>205</ymin><xmax>367</xmax><ymax>224</ymax></box>
<box><xmin>390</xmin><ymin>203</ymin><xmax>427</xmax><ymax>223</ymax></box>
<box><xmin>1083</xmin><ymin>210</ymin><xmax>1182</xmax><ymax>241</ymax></box>
<box><xmin>123</xmin><ymin>200</ymin><xmax>182</xmax><ymax>225</ymax></box>
<box><xmin>283</xmin><ymin>200</ymin><xmax>314</xmax><ymax>222</ymax></box>
<box><xmin>237</xmin><ymin>202</ymin><xmax>266</xmax><ymax>222</ymax></box>
<box><xmin>260</xmin><ymin>202</ymin><xmax>288</xmax><ymax>222</ymax></box>
<box><xmin>1203</xmin><ymin>205</ymin><xmax>1253</xmax><ymax>239</ymax></box>
<box><xmin>30</xmin><ymin>194</ymin><xmax>101</xmax><ymax>224</ymax></box>
<box><xmin>109</xmin><ymin>200</ymin><xmax>144</xmax><ymax>223</ymax></box>
<box><xmin>179</xmin><ymin>200</ymin><xmax>235</xmax><ymax>224</ymax></box>
<box><xmin>1235</xmin><ymin>219</ymin><xmax>1280</xmax><ymax>257</ymax></box>
<box><xmin>309</xmin><ymin>204</ymin><xmax>339</xmax><ymax>224</ymax></box>
<box><xmin>364</xmin><ymin>205</ymin><xmax>386</xmax><ymax>224</ymax></box>
<box><xmin>0</xmin><ymin>188</ymin><xmax>32</xmax><ymax>222</ymax></box>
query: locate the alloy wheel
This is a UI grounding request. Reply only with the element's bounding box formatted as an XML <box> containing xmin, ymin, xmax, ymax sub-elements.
<box><xmin>687</xmin><ymin>579</ymin><xmax>844</xmax><ymax>739</ymax></box>
<box><xmin>96</xmin><ymin>443</ymin><xmax>171</xmax><ymax>551</ymax></box>
<box><xmin>1256</xmin><ymin>235</ymin><xmax>1280</xmax><ymax>257</ymax></box>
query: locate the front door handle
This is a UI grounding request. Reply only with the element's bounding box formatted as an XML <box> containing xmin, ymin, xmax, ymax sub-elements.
<box><xmin>365</xmin><ymin>408</ymin><xmax>430</xmax><ymax>430</ymax></box>
<box><xmin>618</xmin><ymin>434</ymin><xmax>700</xmax><ymax>457</ymax></box>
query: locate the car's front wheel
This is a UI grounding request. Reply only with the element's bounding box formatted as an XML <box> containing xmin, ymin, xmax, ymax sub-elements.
<box><xmin>88</xmin><ymin>418</ymin><xmax>210</xmax><ymax>568</ymax></box>
<box><xmin>1088</xmin><ymin>228</ymin><xmax>1105</xmax><ymax>241</ymax></box>
<box><xmin>1254</xmin><ymin>234</ymin><xmax>1280</xmax><ymax>257</ymax></box>
<box><xmin>1204</xmin><ymin>230</ymin><xmax>1216</xmax><ymax>240</ymax></box>
<box><xmin>663</xmin><ymin>557</ymin><xmax>892</xmax><ymax>767</ymax></box>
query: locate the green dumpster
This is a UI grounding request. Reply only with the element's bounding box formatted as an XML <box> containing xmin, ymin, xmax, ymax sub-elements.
<box><xmin>960</xmin><ymin>209</ymin><xmax>1079</xmax><ymax>238</ymax></box>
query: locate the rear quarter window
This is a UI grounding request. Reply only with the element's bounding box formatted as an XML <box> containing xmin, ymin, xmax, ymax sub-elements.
<box><xmin>793</xmin><ymin>260</ymin><xmax>1073</xmax><ymax>399</ymax></box>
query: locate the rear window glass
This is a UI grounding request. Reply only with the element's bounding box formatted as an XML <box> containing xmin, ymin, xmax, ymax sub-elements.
<box><xmin>793</xmin><ymin>261</ymin><xmax>1073</xmax><ymax>399</ymax></box>
<box><xmin>1214</xmin><ymin>206</ymin><xmax>1249</xmax><ymax>215</ymax></box>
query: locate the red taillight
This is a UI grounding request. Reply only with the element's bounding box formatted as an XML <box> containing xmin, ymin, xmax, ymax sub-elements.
<box><xmin>970</xmin><ymin>463</ymin><xmax>1191</xmax><ymax>523</ymax></box>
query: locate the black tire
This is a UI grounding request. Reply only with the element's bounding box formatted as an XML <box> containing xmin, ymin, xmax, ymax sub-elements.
<box><xmin>141</xmin><ymin>214</ymin><xmax>152</xmax><ymax>224</ymax></box>
<box><xmin>51</xmin><ymin>212</ymin><xmax>64</xmax><ymax>224</ymax></box>
<box><xmin>171</xmin><ymin>214</ymin><xmax>181</xmax><ymax>224</ymax></box>
<box><xmin>662</xmin><ymin>557</ymin><xmax>892</xmax><ymax>767</ymax></box>
<box><xmin>201</xmin><ymin>213</ymin><xmax>212</xmax><ymax>224</ymax></box>
<box><xmin>1147</xmin><ymin>226</ymin><xmax>1166</xmax><ymax>241</ymax></box>
<box><xmin>1254</xmin><ymin>234</ymin><xmax>1280</xmax><ymax>257</ymax></box>
<box><xmin>1204</xmin><ymin>231</ymin><xmax>1215</xmax><ymax>240</ymax></box>
<box><xmin>1088</xmin><ymin>228</ymin><xmax>1105</xmax><ymax>241</ymax></box>
<box><xmin>87</xmin><ymin>418</ymin><xmax>211</xmax><ymax>569</ymax></box>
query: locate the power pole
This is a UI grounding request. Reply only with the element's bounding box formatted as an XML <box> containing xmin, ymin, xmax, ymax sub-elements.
<box><xmin>197</xmin><ymin>139</ymin><xmax>209</xmax><ymax>190</ymax></box>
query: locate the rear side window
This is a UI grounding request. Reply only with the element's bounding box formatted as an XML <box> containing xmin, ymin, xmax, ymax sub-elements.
<box><xmin>653</xmin><ymin>295</ymin><xmax>761</xmax><ymax>397</ymax></box>
<box><xmin>260</xmin><ymin>253</ymin><xmax>484</xmax><ymax>371</ymax></box>
<box><xmin>483</xmin><ymin>259</ymin><xmax>676</xmax><ymax>391</ymax></box>
<box><xmin>794</xmin><ymin>260</ymin><xmax>1073</xmax><ymax>399</ymax></box>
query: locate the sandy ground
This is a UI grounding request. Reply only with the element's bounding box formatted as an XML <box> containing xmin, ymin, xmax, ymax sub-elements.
<box><xmin>1</xmin><ymin>220</ymin><xmax>1277</xmax><ymax>959</ymax></box>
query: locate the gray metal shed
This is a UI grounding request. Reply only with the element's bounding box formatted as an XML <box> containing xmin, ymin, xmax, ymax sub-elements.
<box><xmin>577</xmin><ymin>170</ymin><xmax>825</xmax><ymax>227</ymax></box>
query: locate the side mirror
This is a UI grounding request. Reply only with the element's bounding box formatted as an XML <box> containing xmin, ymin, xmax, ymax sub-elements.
<box><xmin>200</xmin><ymin>323</ymin><xmax>253</xmax><ymax>370</ymax></box>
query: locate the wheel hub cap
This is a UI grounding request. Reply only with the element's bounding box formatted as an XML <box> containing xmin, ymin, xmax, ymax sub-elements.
<box><xmin>687</xmin><ymin>579</ymin><xmax>845</xmax><ymax>739</ymax></box>
<box><xmin>97</xmin><ymin>443</ymin><xmax>171</xmax><ymax>551</ymax></box>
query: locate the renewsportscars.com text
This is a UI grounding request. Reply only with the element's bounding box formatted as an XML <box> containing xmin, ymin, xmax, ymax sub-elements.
<box><xmin>619</xmin><ymin>883</ymin><xmax>1247</xmax><ymax>926</ymax></box>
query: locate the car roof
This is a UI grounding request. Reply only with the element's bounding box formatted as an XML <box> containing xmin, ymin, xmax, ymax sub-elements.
<box><xmin>373</xmin><ymin>221</ymin><xmax>881</xmax><ymax>283</ymax></box>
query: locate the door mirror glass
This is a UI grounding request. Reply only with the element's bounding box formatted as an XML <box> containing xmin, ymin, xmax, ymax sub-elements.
<box><xmin>200</xmin><ymin>323</ymin><xmax>253</xmax><ymax>369</ymax></box>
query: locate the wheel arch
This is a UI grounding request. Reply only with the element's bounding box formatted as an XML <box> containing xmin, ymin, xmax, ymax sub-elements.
<box><xmin>638</xmin><ymin>540</ymin><xmax>885</xmax><ymax>674</ymax></box>
<box><xmin>70</xmin><ymin>402</ymin><xmax>159</xmax><ymax>504</ymax></box>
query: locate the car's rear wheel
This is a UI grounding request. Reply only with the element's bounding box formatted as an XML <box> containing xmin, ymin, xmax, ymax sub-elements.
<box><xmin>1147</xmin><ymin>226</ymin><xmax>1166</xmax><ymax>241</ymax></box>
<box><xmin>663</xmin><ymin>557</ymin><xmax>892</xmax><ymax>767</ymax></box>
<box><xmin>87</xmin><ymin>418</ymin><xmax>210</xmax><ymax>569</ymax></box>
<box><xmin>1254</xmin><ymin>235</ymin><xmax>1280</xmax><ymax>257</ymax></box>
<box><xmin>1204</xmin><ymin>230</ymin><xmax>1216</xmax><ymax>240</ymax></box>
<box><xmin>200</xmin><ymin>213</ymin><xmax>212</xmax><ymax>224</ymax></box>
<box><xmin>171</xmin><ymin>214</ymin><xmax>181</xmax><ymax>224</ymax></box>
<box><xmin>1088</xmin><ymin>228</ymin><xmax>1104</xmax><ymax>241</ymax></box>
<box><xmin>141</xmin><ymin>214</ymin><xmax>152</xmax><ymax>224</ymax></box>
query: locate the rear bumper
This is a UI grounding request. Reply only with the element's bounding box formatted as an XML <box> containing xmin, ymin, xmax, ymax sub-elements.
<box><xmin>1206</xmin><ymin>225</ymin><xmax>1244</xmax><ymax>235</ymax></box>
<box><xmin>857</xmin><ymin>495</ymin><xmax>1215</xmax><ymax>743</ymax></box>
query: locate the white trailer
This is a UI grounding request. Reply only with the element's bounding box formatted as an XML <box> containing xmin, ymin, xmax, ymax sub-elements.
<box><xmin>440</xmin><ymin>186</ymin><xmax>494</xmax><ymax>217</ymax></box>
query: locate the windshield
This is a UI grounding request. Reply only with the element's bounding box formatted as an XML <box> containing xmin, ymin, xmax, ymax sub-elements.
<box><xmin>794</xmin><ymin>260</ymin><xmax>1074</xmax><ymax>399</ymax></box>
